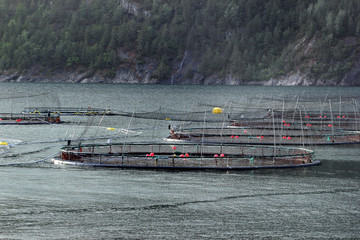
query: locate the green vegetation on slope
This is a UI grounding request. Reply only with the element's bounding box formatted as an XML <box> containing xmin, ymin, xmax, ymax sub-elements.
<box><xmin>0</xmin><ymin>0</ymin><xmax>359</xmax><ymax>83</ymax></box>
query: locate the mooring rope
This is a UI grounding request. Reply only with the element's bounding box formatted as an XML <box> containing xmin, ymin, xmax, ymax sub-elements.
<box><xmin>0</xmin><ymin>152</ymin><xmax>58</xmax><ymax>167</ymax></box>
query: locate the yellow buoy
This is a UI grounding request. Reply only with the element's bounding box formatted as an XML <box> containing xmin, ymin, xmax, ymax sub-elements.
<box><xmin>107</xmin><ymin>127</ymin><xmax>116</xmax><ymax>130</ymax></box>
<box><xmin>212</xmin><ymin>107</ymin><xmax>222</xmax><ymax>114</ymax></box>
<box><xmin>0</xmin><ymin>142</ymin><xmax>8</xmax><ymax>145</ymax></box>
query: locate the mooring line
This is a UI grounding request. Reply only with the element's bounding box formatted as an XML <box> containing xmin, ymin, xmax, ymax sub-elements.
<box><xmin>0</xmin><ymin>152</ymin><xmax>58</xmax><ymax>167</ymax></box>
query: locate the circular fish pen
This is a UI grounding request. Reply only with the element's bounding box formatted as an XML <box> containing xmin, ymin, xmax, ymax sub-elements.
<box><xmin>167</xmin><ymin>126</ymin><xmax>360</xmax><ymax>145</ymax></box>
<box><xmin>0</xmin><ymin>113</ymin><xmax>61</xmax><ymax>125</ymax></box>
<box><xmin>51</xmin><ymin>142</ymin><xmax>320</xmax><ymax>170</ymax></box>
<box><xmin>230</xmin><ymin>116</ymin><xmax>359</xmax><ymax>131</ymax></box>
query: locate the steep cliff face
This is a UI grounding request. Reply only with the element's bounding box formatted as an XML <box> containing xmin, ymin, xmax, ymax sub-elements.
<box><xmin>264</xmin><ymin>36</ymin><xmax>360</xmax><ymax>86</ymax></box>
<box><xmin>1</xmin><ymin>37</ymin><xmax>359</xmax><ymax>86</ymax></box>
<box><xmin>1</xmin><ymin>56</ymin><xmax>359</xmax><ymax>86</ymax></box>
<box><xmin>0</xmin><ymin>64</ymin><xmax>158</xmax><ymax>84</ymax></box>
<box><xmin>162</xmin><ymin>34</ymin><xmax>360</xmax><ymax>86</ymax></box>
<box><xmin>1</xmin><ymin>0</ymin><xmax>360</xmax><ymax>86</ymax></box>
<box><xmin>264</xmin><ymin>68</ymin><xmax>360</xmax><ymax>86</ymax></box>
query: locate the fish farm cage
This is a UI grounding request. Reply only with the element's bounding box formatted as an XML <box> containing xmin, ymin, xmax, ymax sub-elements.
<box><xmin>167</xmin><ymin>126</ymin><xmax>360</xmax><ymax>145</ymax></box>
<box><xmin>52</xmin><ymin>142</ymin><xmax>320</xmax><ymax>170</ymax></box>
<box><xmin>0</xmin><ymin>113</ymin><xmax>61</xmax><ymax>124</ymax></box>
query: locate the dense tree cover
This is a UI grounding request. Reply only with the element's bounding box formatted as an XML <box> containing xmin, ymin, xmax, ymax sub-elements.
<box><xmin>0</xmin><ymin>0</ymin><xmax>359</xmax><ymax>81</ymax></box>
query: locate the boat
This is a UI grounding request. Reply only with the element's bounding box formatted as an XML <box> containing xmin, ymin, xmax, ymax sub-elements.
<box><xmin>51</xmin><ymin>142</ymin><xmax>321</xmax><ymax>170</ymax></box>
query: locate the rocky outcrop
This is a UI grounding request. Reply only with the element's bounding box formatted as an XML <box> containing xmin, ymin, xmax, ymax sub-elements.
<box><xmin>339</xmin><ymin>61</ymin><xmax>360</xmax><ymax>86</ymax></box>
<box><xmin>265</xmin><ymin>70</ymin><xmax>313</xmax><ymax>86</ymax></box>
<box><xmin>265</xmin><ymin>69</ymin><xmax>360</xmax><ymax>86</ymax></box>
<box><xmin>1</xmin><ymin>46</ymin><xmax>359</xmax><ymax>86</ymax></box>
<box><xmin>263</xmin><ymin>35</ymin><xmax>360</xmax><ymax>86</ymax></box>
<box><xmin>0</xmin><ymin>59</ymin><xmax>159</xmax><ymax>84</ymax></box>
<box><xmin>1</xmin><ymin>66</ymin><xmax>358</xmax><ymax>85</ymax></box>
<box><xmin>120</xmin><ymin>0</ymin><xmax>150</xmax><ymax>17</ymax></box>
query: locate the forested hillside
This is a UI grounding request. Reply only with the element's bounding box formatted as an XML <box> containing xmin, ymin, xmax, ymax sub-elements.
<box><xmin>0</xmin><ymin>0</ymin><xmax>360</xmax><ymax>85</ymax></box>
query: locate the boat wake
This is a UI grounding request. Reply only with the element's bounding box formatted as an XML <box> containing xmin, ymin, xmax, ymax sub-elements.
<box><xmin>121</xmin><ymin>188</ymin><xmax>360</xmax><ymax>211</ymax></box>
<box><xmin>3</xmin><ymin>188</ymin><xmax>357</xmax><ymax>216</ymax></box>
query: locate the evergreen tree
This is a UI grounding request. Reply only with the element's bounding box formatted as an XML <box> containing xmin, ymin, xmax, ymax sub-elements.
<box><xmin>0</xmin><ymin>0</ymin><xmax>358</xmax><ymax>82</ymax></box>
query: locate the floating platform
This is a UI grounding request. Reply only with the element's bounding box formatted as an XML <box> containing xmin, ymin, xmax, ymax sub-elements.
<box><xmin>51</xmin><ymin>142</ymin><xmax>321</xmax><ymax>171</ymax></box>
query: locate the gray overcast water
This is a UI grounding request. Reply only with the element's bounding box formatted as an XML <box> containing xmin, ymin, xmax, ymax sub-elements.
<box><xmin>0</xmin><ymin>83</ymin><xmax>359</xmax><ymax>239</ymax></box>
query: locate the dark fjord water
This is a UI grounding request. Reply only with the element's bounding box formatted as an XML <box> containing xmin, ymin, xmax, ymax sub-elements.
<box><xmin>0</xmin><ymin>83</ymin><xmax>359</xmax><ymax>239</ymax></box>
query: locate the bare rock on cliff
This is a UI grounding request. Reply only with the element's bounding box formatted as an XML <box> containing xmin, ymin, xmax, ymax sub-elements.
<box><xmin>265</xmin><ymin>70</ymin><xmax>313</xmax><ymax>86</ymax></box>
<box><xmin>339</xmin><ymin>62</ymin><xmax>360</xmax><ymax>86</ymax></box>
<box><xmin>120</xmin><ymin>0</ymin><xmax>150</xmax><ymax>17</ymax></box>
<box><xmin>0</xmin><ymin>72</ymin><xmax>19</xmax><ymax>82</ymax></box>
